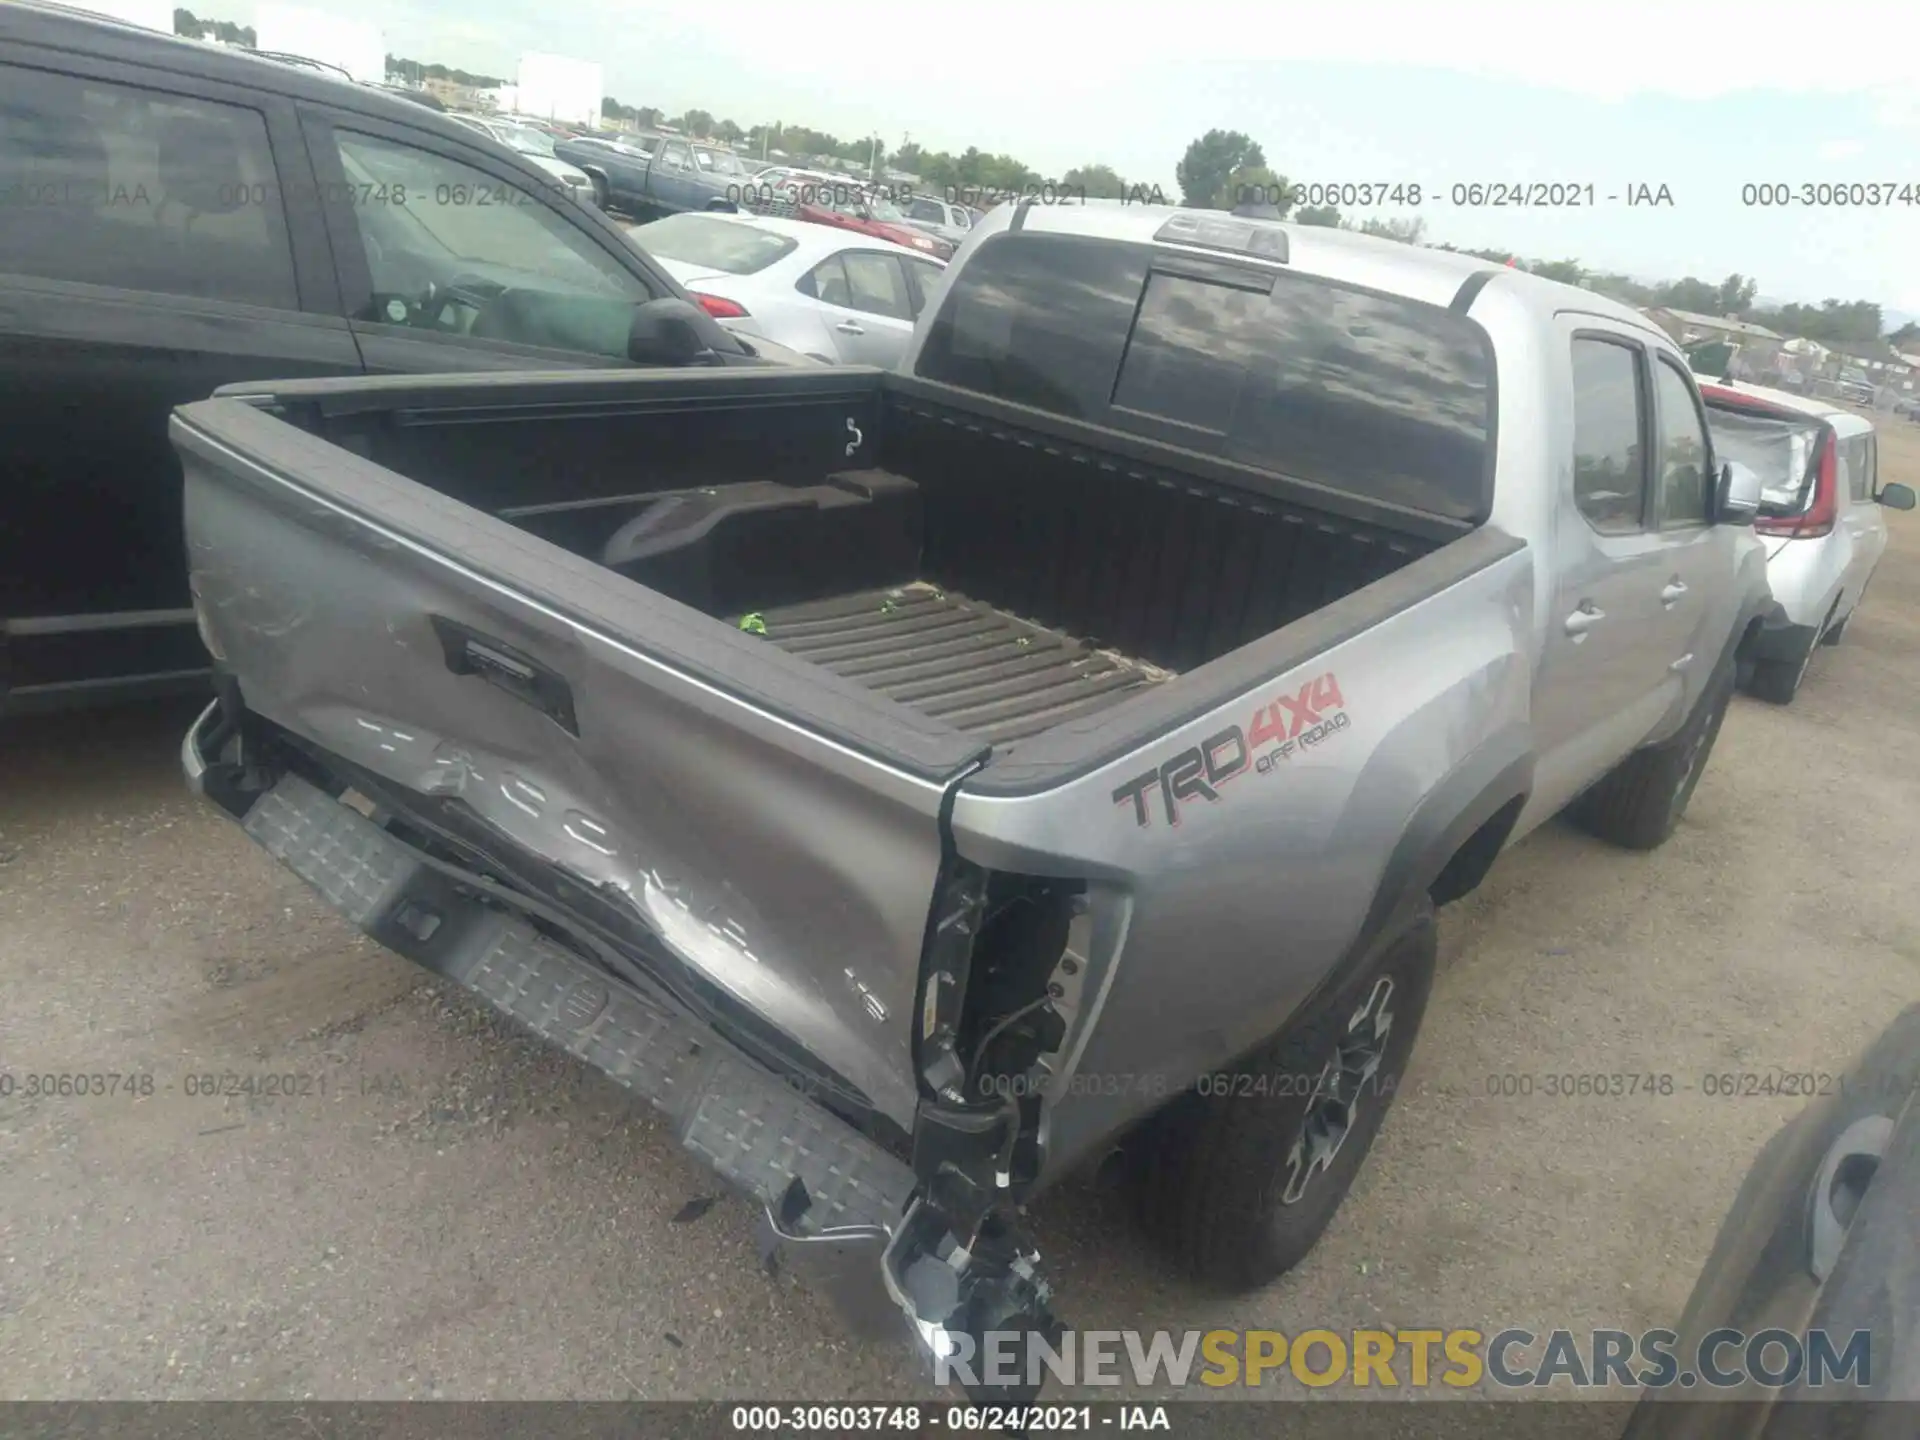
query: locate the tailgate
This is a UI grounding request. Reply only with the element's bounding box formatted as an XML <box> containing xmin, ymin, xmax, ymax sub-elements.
<box><xmin>172</xmin><ymin>394</ymin><xmax>988</xmax><ymax>1132</ymax></box>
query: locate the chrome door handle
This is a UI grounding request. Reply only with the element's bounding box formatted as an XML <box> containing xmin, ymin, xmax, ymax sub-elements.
<box><xmin>834</xmin><ymin>321</ymin><xmax>865</xmax><ymax>335</ymax></box>
<box><xmin>1661</xmin><ymin>580</ymin><xmax>1689</xmax><ymax>606</ymax></box>
<box><xmin>1564</xmin><ymin>604</ymin><xmax>1605</xmax><ymax>638</ymax></box>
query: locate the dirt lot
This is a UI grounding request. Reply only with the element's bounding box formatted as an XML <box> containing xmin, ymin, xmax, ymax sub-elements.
<box><xmin>3</xmin><ymin>427</ymin><xmax>1919</xmax><ymax>1405</ymax></box>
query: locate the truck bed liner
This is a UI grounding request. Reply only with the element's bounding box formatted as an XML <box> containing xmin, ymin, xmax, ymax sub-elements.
<box><xmin>744</xmin><ymin>582</ymin><xmax>1174</xmax><ymax>747</ymax></box>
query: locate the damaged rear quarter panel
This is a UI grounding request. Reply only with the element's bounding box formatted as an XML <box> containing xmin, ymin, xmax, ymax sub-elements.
<box><xmin>948</xmin><ymin>539</ymin><xmax>1536</xmax><ymax>1182</ymax></box>
<box><xmin>181</xmin><ymin>421</ymin><xmax>960</xmax><ymax>1133</ymax></box>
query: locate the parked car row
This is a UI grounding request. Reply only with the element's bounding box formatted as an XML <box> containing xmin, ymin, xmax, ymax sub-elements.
<box><xmin>553</xmin><ymin>130</ymin><xmax>752</xmax><ymax>216</ymax></box>
<box><xmin>0</xmin><ymin>1</ymin><xmax>808</xmax><ymax>714</ymax></box>
<box><xmin>631</xmin><ymin>212</ymin><xmax>946</xmax><ymax>367</ymax></box>
<box><xmin>735</xmin><ymin>167</ymin><xmax>956</xmax><ymax>259</ymax></box>
<box><xmin>445</xmin><ymin>112</ymin><xmax>594</xmax><ymax>203</ymax></box>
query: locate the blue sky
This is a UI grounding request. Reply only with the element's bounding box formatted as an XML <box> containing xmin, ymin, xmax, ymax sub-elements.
<box><xmin>198</xmin><ymin>0</ymin><xmax>1920</xmax><ymax>317</ymax></box>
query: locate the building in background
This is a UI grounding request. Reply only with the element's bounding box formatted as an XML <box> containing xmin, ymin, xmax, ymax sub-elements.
<box><xmin>421</xmin><ymin>77</ymin><xmax>495</xmax><ymax>109</ymax></box>
<box><xmin>252</xmin><ymin>2</ymin><xmax>385</xmax><ymax>83</ymax></box>
<box><xmin>515</xmin><ymin>53</ymin><xmax>602</xmax><ymax>129</ymax></box>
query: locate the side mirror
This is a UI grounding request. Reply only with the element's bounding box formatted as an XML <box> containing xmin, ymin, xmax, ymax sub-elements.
<box><xmin>1716</xmin><ymin>460</ymin><xmax>1762</xmax><ymax>525</ymax></box>
<box><xmin>1879</xmin><ymin>481</ymin><xmax>1917</xmax><ymax>511</ymax></box>
<box><xmin>628</xmin><ymin>296</ymin><xmax>719</xmax><ymax>367</ymax></box>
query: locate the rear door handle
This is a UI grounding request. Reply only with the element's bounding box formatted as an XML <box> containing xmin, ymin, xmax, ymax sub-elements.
<box><xmin>1564</xmin><ymin>604</ymin><xmax>1605</xmax><ymax>638</ymax></box>
<box><xmin>1661</xmin><ymin>579</ymin><xmax>1689</xmax><ymax>606</ymax></box>
<box><xmin>834</xmin><ymin>321</ymin><xmax>865</xmax><ymax>335</ymax></box>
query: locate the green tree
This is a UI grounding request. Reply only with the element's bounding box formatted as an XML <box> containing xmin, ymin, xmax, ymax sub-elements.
<box><xmin>1528</xmin><ymin>258</ymin><xmax>1585</xmax><ymax>285</ymax></box>
<box><xmin>715</xmin><ymin>119</ymin><xmax>744</xmax><ymax>145</ymax></box>
<box><xmin>677</xmin><ymin>109</ymin><xmax>715</xmax><ymax>138</ymax></box>
<box><xmin>1293</xmin><ymin>204</ymin><xmax>1341</xmax><ymax>226</ymax></box>
<box><xmin>916</xmin><ymin>150</ymin><xmax>960</xmax><ymax>192</ymax></box>
<box><xmin>1656</xmin><ymin>276</ymin><xmax>1725</xmax><ymax>313</ymax></box>
<box><xmin>1717</xmin><ymin>273</ymin><xmax>1758</xmax><ymax>316</ymax></box>
<box><xmin>893</xmin><ymin>141</ymin><xmax>925</xmax><ymax>174</ymax></box>
<box><xmin>1359</xmin><ymin>217</ymin><xmax>1428</xmax><ymax>246</ymax></box>
<box><xmin>1063</xmin><ymin>163</ymin><xmax>1127</xmax><ymax>199</ymax></box>
<box><xmin>1176</xmin><ymin>129</ymin><xmax>1265</xmax><ymax>209</ymax></box>
<box><xmin>1586</xmin><ymin>273</ymin><xmax>1659</xmax><ymax>307</ymax></box>
<box><xmin>1223</xmin><ymin>163</ymin><xmax>1288</xmax><ymax>214</ymax></box>
<box><xmin>1890</xmin><ymin>320</ymin><xmax>1920</xmax><ymax>350</ymax></box>
<box><xmin>779</xmin><ymin>126</ymin><xmax>842</xmax><ymax>161</ymax></box>
<box><xmin>1751</xmin><ymin>298</ymin><xmax>1883</xmax><ymax>346</ymax></box>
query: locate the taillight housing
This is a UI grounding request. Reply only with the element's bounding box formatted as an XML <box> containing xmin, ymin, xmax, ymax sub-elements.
<box><xmin>691</xmin><ymin>292</ymin><xmax>748</xmax><ymax>320</ymax></box>
<box><xmin>1755</xmin><ymin>429</ymin><xmax>1836</xmax><ymax>538</ymax></box>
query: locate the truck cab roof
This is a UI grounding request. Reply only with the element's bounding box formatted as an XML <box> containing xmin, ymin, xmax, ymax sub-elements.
<box><xmin>949</xmin><ymin>199</ymin><xmax>1667</xmax><ymax>336</ymax></box>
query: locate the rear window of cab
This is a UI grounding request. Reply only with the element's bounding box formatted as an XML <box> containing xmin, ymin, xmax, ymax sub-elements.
<box><xmin>915</xmin><ymin>231</ymin><xmax>1495</xmax><ymax>523</ymax></box>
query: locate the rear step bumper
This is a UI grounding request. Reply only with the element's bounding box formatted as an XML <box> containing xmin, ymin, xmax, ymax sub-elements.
<box><xmin>182</xmin><ymin>700</ymin><xmax>1058</xmax><ymax>1392</ymax></box>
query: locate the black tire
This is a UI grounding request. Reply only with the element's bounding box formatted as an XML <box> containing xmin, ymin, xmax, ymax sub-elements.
<box><xmin>1573</xmin><ymin>649</ymin><xmax>1735</xmax><ymax>849</ymax></box>
<box><xmin>1135</xmin><ymin>900</ymin><xmax>1437</xmax><ymax>1292</ymax></box>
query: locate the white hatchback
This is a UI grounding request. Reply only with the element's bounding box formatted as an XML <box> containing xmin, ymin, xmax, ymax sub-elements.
<box><xmin>629</xmin><ymin>211</ymin><xmax>946</xmax><ymax>369</ymax></box>
<box><xmin>1699</xmin><ymin>379</ymin><xmax>1916</xmax><ymax>703</ymax></box>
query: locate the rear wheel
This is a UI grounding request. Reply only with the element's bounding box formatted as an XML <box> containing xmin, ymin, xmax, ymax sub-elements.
<box><xmin>1574</xmin><ymin>649</ymin><xmax>1735</xmax><ymax>849</ymax></box>
<box><xmin>1135</xmin><ymin>900</ymin><xmax>1437</xmax><ymax>1291</ymax></box>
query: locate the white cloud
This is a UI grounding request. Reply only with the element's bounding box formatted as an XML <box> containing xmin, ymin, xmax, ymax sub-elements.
<box><xmin>1185</xmin><ymin>1</ymin><xmax>1920</xmax><ymax>98</ymax></box>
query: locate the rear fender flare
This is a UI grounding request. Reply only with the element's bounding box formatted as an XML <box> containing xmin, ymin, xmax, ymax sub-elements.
<box><xmin>1323</xmin><ymin>733</ymin><xmax>1533</xmax><ymax>1000</ymax></box>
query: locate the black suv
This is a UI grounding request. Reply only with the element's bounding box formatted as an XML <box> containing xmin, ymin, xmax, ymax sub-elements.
<box><xmin>1</xmin><ymin>3</ymin><xmax>791</xmax><ymax>714</ymax></box>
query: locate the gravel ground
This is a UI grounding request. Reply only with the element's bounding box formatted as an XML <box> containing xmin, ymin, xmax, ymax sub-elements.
<box><xmin>2</xmin><ymin>427</ymin><xmax>1918</xmax><ymax>1406</ymax></box>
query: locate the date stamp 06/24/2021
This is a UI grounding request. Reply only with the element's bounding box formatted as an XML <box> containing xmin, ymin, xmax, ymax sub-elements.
<box><xmin>0</xmin><ymin>1069</ymin><xmax>430</xmax><ymax>1103</ymax></box>
<box><xmin>1</xmin><ymin>1063</ymin><xmax>1912</xmax><ymax>1109</ymax></box>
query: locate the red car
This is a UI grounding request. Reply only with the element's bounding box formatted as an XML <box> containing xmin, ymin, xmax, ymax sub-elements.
<box><xmin>796</xmin><ymin>191</ymin><xmax>953</xmax><ymax>259</ymax></box>
<box><xmin>741</xmin><ymin>167</ymin><xmax>954</xmax><ymax>259</ymax></box>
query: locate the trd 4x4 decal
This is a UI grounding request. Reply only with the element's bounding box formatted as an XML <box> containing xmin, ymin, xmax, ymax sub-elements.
<box><xmin>1112</xmin><ymin>672</ymin><xmax>1350</xmax><ymax>830</ymax></box>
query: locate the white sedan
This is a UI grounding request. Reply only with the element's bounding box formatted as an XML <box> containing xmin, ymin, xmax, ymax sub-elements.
<box><xmin>628</xmin><ymin>212</ymin><xmax>947</xmax><ymax>368</ymax></box>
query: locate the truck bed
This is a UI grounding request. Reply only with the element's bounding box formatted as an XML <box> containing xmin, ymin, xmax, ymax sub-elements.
<box><xmin>187</xmin><ymin>368</ymin><xmax>1465</xmax><ymax>783</ymax></box>
<box><xmin>746</xmin><ymin>582</ymin><xmax>1172</xmax><ymax>747</ymax></box>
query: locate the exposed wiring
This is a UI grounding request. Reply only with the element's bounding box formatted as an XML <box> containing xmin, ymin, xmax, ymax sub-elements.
<box><xmin>969</xmin><ymin>994</ymin><xmax>1055</xmax><ymax>1081</ymax></box>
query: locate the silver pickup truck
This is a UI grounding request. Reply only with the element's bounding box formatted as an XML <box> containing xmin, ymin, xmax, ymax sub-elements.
<box><xmin>176</xmin><ymin>201</ymin><xmax>1771</xmax><ymax>1391</ymax></box>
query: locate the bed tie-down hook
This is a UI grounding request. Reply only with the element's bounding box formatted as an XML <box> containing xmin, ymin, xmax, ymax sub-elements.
<box><xmin>846</xmin><ymin>417</ymin><xmax>864</xmax><ymax>456</ymax></box>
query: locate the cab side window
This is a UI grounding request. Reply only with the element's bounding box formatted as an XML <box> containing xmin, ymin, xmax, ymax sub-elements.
<box><xmin>1570</xmin><ymin>338</ymin><xmax>1649</xmax><ymax>534</ymax></box>
<box><xmin>1652</xmin><ymin>358</ymin><xmax>1714</xmax><ymax>527</ymax></box>
<box><xmin>326</xmin><ymin>130</ymin><xmax>649</xmax><ymax>358</ymax></box>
